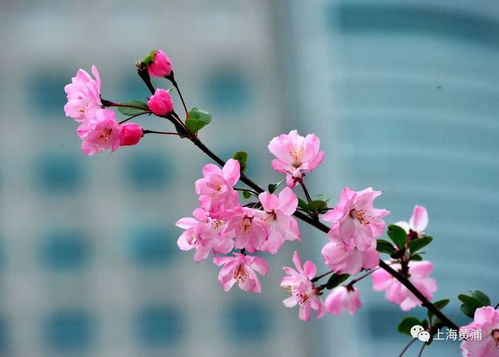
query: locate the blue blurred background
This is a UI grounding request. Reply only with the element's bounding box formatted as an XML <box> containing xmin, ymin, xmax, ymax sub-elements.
<box><xmin>0</xmin><ymin>0</ymin><xmax>498</xmax><ymax>356</ymax></box>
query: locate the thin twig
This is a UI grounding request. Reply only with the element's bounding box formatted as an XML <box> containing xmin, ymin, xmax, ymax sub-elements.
<box><xmin>311</xmin><ymin>270</ymin><xmax>335</xmax><ymax>283</ymax></box>
<box><xmin>417</xmin><ymin>342</ymin><xmax>427</xmax><ymax>357</ymax></box>
<box><xmin>119</xmin><ymin>111</ymin><xmax>150</xmax><ymax>124</ymax></box>
<box><xmin>187</xmin><ymin>136</ymin><xmax>460</xmax><ymax>331</ymax></box>
<box><xmin>347</xmin><ymin>268</ymin><xmax>378</xmax><ymax>286</ymax></box>
<box><xmin>143</xmin><ymin>130</ymin><xmax>178</xmax><ymax>135</ymax></box>
<box><xmin>168</xmin><ymin>72</ymin><xmax>189</xmax><ymax>116</ymax></box>
<box><xmin>398</xmin><ymin>338</ymin><xmax>417</xmax><ymax>357</ymax></box>
<box><xmin>301</xmin><ymin>181</ymin><xmax>313</xmax><ymax>203</ymax></box>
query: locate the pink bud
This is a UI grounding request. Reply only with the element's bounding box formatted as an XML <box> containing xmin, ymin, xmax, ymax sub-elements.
<box><xmin>147</xmin><ymin>50</ymin><xmax>172</xmax><ymax>77</ymax></box>
<box><xmin>120</xmin><ymin>123</ymin><xmax>143</xmax><ymax>146</ymax></box>
<box><xmin>147</xmin><ymin>88</ymin><xmax>174</xmax><ymax>115</ymax></box>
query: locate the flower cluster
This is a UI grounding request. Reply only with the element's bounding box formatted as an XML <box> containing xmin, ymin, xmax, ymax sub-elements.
<box><xmin>64</xmin><ymin>66</ymin><xmax>144</xmax><ymax>155</ymax></box>
<box><xmin>460</xmin><ymin>306</ymin><xmax>499</xmax><ymax>357</ymax></box>
<box><xmin>268</xmin><ymin>130</ymin><xmax>324</xmax><ymax>187</ymax></box>
<box><xmin>65</xmin><ymin>49</ymin><xmax>494</xmax><ymax>357</ymax></box>
<box><xmin>321</xmin><ymin>187</ymin><xmax>389</xmax><ymax>275</ymax></box>
<box><xmin>176</xmin><ymin>159</ymin><xmax>300</xmax><ymax>293</ymax></box>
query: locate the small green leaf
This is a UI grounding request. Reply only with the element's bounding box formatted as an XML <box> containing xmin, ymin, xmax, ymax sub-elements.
<box><xmin>325</xmin><ymin>274</ymin><xmax>350</xmax><ymax>289</ymax></box>
<box><xmin>458</xmin><ymin>294</ymin><xmax>481</xmax><ymax>307</ymax></box>
<box><xmin>232</xmin><ymin>151</ymin><xmax>248</xmax><ymax>173</ymax></box>
<box><xmin>298</xmin><ymin>198</ymin><xmax>308</xmax><ymax>210</ymax></box>
<box><xmin>398</xmin><ymin>317</ymin><xmax>421</xmax><ymax>336</ymax></box>
<box><xmin>387</xmin><ymin>225</ymin><xmax>407</xmax><ymax>250</ymax></box>
<box><xmin>460</xmin><ymin>304</ymin><xmax>476</xmax><ymax>318</ymax></box>
<box><xmin>470</xmin><ymin>290</ymin><xmax>491</xmax><ymax>307</ymax></box>
<box><xmin>268</xmin><ymin>183</ymin><xmax>278</xmax><ymax>193</ymax></box>
<box><xmin>428</xmin><ymin>299</ymin><xmax>450</xmax><ymax>320</ymax></box>
<box><xmin>377</xmin><ymin>239</ymin><xmax>396</xmax><ymax>254</ymax></box>
<box><xmin>186</xmin><ymin>107</ymin><xmax>212</xmax><ymax>133</ymax></box>
<box><xmin>458</xmin><ymin>293</ymin><xmax>484</xmax><ymax>318</ymax></box>
<box><xmin>411</xmin><ymin>254</ymin><xmax>423</xmax><ymax>261</ymax></box>
<box><xmin>242</xmin><ymin>191</ymin><xmax>252</xmax><ymax>199</ymax></box>
<box><xmin>409</xmin><ymin>237</ymin><xmax>433</xmax><ymax>253</ymax></box>
<box><xmin>136</xmin><ymin>50</ymin><xmax>157</xmax><ymax>69</ymax></box>
<box><xmin>117</xmin><ymin>99</ymin><xmax>149</xmax><ymax>116</ymax></box>
<box><xmin>143</xmin><ymin>50</ymin><xmax>156</xmax><ymax>65</ymax></box>
<box><xmin>390</xmin><ymin>249</ymin><xmax>405</xmax><ymax>259</ymax></box>
<box><xmin>307</xmin><ymin>200</ymin><xmax>328</xmax><ymax>212</ymax></box>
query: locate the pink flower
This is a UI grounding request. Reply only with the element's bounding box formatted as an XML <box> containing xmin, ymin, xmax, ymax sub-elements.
<box><xmin>372</xmin><ymin>261</ymin><xmax>437</xmax><ymax>311</ymax></box>
<box><xmin>325</xmin><ymin>286</ymin><xmax>362</xmax><ymax>316</ymax></box>
<box><xmin>147</xmin><ymin>50</ymin><xmax>173</xmax><ymax>78</ymax></box>
<box><xmin>460</xmin><ymin>306</ymin><xmax>499</xmax><ymax>357</ymax></box>
<box><xmin>64</xmin><ymin>65</ymin><xmax>102</xmax><ymax>122</ymax></box>
<box><xmin>321</xmin><ymin>234</ymin><xmax>379</xmax><ymax>275</ymax></box>
<box><xmin>120</xmin><ymin>123</ymin><xmax>143</xmax><ymax>146</ymax></box>
<box><xmin>76</xmin><ymin>109</ymin><xmax>121</xmax><ymax>155</ymax></box>
<box><xmin>268</xmin><ymin>130</ymin><xmax>325</xmax><ymax>187</ymax></box>
<box><xmin>213</xmin><ymin>253</ymin><xmax>269</xmax><ymax>293</ymax></box>
<box><xmin>147</xmin><ymin>88</ymin><xmax>174</xmax><ymax>115</ymax></box>
<box><xmin>225</xmin><ymin>207</ymin><xmax>268</xmax><ymax>253</ymax></box>
<box><xmin>323</xmin><ymin>187</ymin><xmax>390</xmax><ymax>251</ymax></box>
<box><xmin>176</xmin><ymin>208</ymin><xmax>234</xmax><ymax>262</ymax></box>
<box><xmin>280</xmin><ymin>251</ymin><xmax>325</xmax><ymax>321</ymax></box>
<box><xmin>258</xmin><ymin>187</ymin><xmax>300</xmax><ymax>254</ymax></box>
<box><xmin>195</xmin><ymin>159</ymin><xmax>241</xmax><ymax>213</ymax></box>
<box><xmin>395</xmin><ymin>205</ymin><xmax>429</xmax><ymax>238</ymax></box>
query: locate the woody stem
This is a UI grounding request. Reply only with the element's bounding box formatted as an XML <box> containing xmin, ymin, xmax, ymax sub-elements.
<box><xmin>184</xmin><ymin>135</ymin><xmax>460</xmax><ymax>331</ymax></box>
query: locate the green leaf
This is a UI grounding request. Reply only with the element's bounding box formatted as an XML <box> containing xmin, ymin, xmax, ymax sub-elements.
<box><xmin>298</xmin><ymin>198</ymin><xmax>308</xmax><ymax>210</ymax></box>
<box><xmin>470</xmin><ymin>290</ymin><xmax>491</xmax><ymax>307</ymax></box>
<box><xmin>409</xmin><ymin>237</ymin><xmax>433</xmax><ymax>253</ymax></box>
<box><xmin>376</xmin><ymin>239</ymin><xmax>396</xmax><ymax>254</ymax></box>
<box><xmin>232</xmin><ymin>151</ymin><xmax>248</xmax><ymax>173</ymax></box>
<box><xmin>398</xmin><ymin>317</ymin><xmax>421</xmax><ymax>336</ymax></box>
<box><xmin>117</xmin><ymin>99</ymin><xmax>149</xmax><ymax>116</ymax></box>
<box><xmin>458</xmin><ymin>293</ymin><xmax>484</xmax><ymax>318</ymax></box>
<box><xmin>387</xmin><ymin>225</ymin><xmax>407</xmax><ymax>250</ymax></box>
<box><xmin>242</xmin><ymin>191</ymin><xmax>252</xmax><ymax>199</ymax></box>
<box><xmin>143</xmin><ymin>50</ymin><xmax>156</xmax><ymax>65</ymax></box>
<box><xmin>307</xmin><ymin>200</ymin><xmax>328</xmax><ymax>212</ymax></box>
<box><xmin>428</xmin><ymin>299</ymin><xmax>450</xmax><ymax>319</ymax></box>
<box><xmin>186</xmin><ymin>107</ymin><xmax>212</xmax><ymax>133</ymax></box>
<box><xmin>390</xmin><ymin>249</ymin><xmax>405</xmax><ymax>259</ymax></box>
<box><xmin>460</xmin><ymin>304</ymin><xmax>476</xmax><ymax>318</ymax></box>
<box><xmin>136</xmin><ymin>50</ymin><xmax>157</xmax><ymax>69</ymax></box>
<box><xmin>458</xmin><ymin>294</ymin><xmax>482</xmax><ymax>308</ymax></box>
<box><xmin>325</xmin><ymin>274</ymin><xmax>350</xmax><ymax>289</ymax></box>
<box><xmin>411</xmin><ymin>254</ymin><xmax>423</xmax><ymax>261</ymax></box>
<box><xmin>268</xmin><ymin>183</ymin><xmax>278</xmax><ymax>193</ymax></box>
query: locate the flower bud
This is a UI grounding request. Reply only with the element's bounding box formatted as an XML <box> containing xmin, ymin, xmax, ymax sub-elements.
<box><xmin>147</xmin><ymin>49</ymin><xmax>172</xmax><ymax>77</ymax></box>
<box><xmin>120</xmin><ymin>123</ymin><xmax>143</xmax><ymax>146</ymax></box>
<box><xmin>147</xmin><ymin>88</ymin><xmax>174</xmax><ymax>115</ymax></box>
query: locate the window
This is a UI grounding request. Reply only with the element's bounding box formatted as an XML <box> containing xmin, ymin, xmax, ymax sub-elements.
<box><xmin>35</xmin><ymin>154</ymin><xmax>84</xmax><ymax>194</ymax></box>
<box><xmin>43</xmin><ymin>310</ymin><xmax>94</xmax><ymax>351</ymax></box>
<box><xmin>135</xmin><ymin>305</ymin><xmax>184</xmax><ymax>347</ymax></box>
<box><xmin>127</xmin><ymin>226</ymin><xmax>176</xmax><ymax>267</ymax></box>
<box><xmin>40</xmin><ymin>230</ymin><xmax>89</xmax><ymax>271</ymax></box>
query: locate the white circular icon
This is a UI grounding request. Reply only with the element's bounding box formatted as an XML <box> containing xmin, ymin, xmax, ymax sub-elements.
<box><xmin>410</xmin><ymin>325</ymin><xmax>425</xmax><ymax>338</ymax></box>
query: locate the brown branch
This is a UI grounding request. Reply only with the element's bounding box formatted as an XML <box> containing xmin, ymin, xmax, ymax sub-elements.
<box><xmin>188</xmin><ymin>135</ymin><xmax>460</xmax><ymax>331</ymax></box>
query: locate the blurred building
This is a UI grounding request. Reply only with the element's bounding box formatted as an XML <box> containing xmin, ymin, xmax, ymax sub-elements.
<box><xmin>285</xmin><ymin>0</ymin><xmax>499</xmax><ymax>355</ymax></box>
<box><xmin>0</xmin><ymin>0</ymin><xmax>498</xmax><ymax>357</ymax></box>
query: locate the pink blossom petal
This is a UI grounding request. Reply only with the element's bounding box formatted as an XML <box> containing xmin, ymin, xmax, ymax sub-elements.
<box><xmin>303</xmin><ymin>261</ymin><xmax>317</xmax><ymax>280</ymax></box>
<box><xmin>222</xmin><ymin>159</ymin><xmax>240</xmax><ymax>186</ymax></box>
<box><xmin>410</xmin><ymin>205</ymin><xmax>428</xmax><ymax>232</ymax></box>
